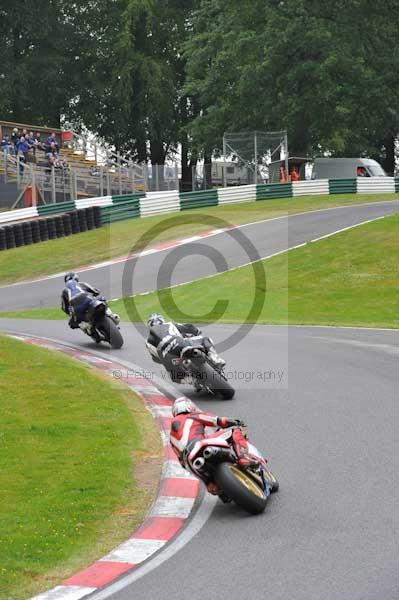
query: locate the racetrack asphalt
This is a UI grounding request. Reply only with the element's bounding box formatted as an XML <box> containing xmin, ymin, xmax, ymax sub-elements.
<box><xmin>1</xmin><ymin>319</ymin><xmax>398</xmax><ymax>600</ymax></box>
<box><xmin>1</xmin><ymin>200</ymin><xmax>399</xmax><ymax>311</ymax></box>
<box><xmin>2</xmin><ymin>200</ymin><xmax>399</xmax><ymax>600</ymax></box>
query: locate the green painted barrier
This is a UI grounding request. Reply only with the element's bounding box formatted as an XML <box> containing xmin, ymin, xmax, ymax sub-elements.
<box><xmin>37</xmin><ymin>201</ymin><xmax>76</xmax><ymax>216</ymax></box>
<box><xmin>328</xmin><ymin>179</ymin><xmax>357</xmax><ymax>194</ymax></box>
<box><xmin>256</xmin><ymin>183</ymin><xmax>293</xmax><ymax>200</ymax></box>
<box><xmin>180</xmin><ymin>189</ymin><xmax>218</xmax><ymax>210</ymax></box>
<box><xmin>395</xmin><ymin>178</ymin><xmax>399</xmax><ymax>193</ymax></box>
<box><xmin>100</xmin><ymin>200</ymin><xmax>140</xmax><ymax>224</ymax></box>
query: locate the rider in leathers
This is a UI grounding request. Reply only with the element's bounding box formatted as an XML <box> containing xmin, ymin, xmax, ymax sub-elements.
<box><xmin>145</xmin><ymin>313</ymin><xmax>225</xmax><ymax>382</ymax></box>
<box><xmin>170</xmin><ymin>397</ymin><xmax>257</xmax><ymax>495</ymax></box>
<box><xmin>61</xmin><ymin>272</ymin><xmax>103</xmax><ymax>338</ymax></box>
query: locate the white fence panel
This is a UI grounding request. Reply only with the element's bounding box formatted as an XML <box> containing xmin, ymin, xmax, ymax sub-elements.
<box><xmin>140</xmin><ymin>191</ymin><xmax>180</xmax><ymax>216</ymax></box>
<box><xmin>0</xmin><ymin>206</ymin><xmax>39</xmax><ymax>225</ymax></box>
<box><xmin>356</xmin><ymin>177</ymin><xmax>395</xmax><ymax>194</ymax></box>
<box><xmin>76</xmin><ymin>196</ymin><xmax>113</xmax><ymax>208</ymax></box>
<box><xmin>217</xmin><ymin>184</ymin><xmax>257</xmax><ymax>204</ymax></box>
<box><xmin>292</xmin><ymin>180</ymin><xmax>329</xmax><ymax>196</ymax></box>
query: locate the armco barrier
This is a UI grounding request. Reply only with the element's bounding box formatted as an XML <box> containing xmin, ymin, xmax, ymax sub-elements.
<box><xmin>356</xmin><ymin>177</ymin><xmax>395</xmax><ymax>194</ymax></box>
<box><xmin>37</xmin><ymin>200</ymin><xmax>76</xmax><ymax>217</ymax></box>
<box><xmin>218</xmin><ymin>184</ymin><xmax>257</xmax><ymax>204</ymax></box>
<box><xmin>292</xmin><ymin>180</ymin><xmax>329</xmax><ymax>196</ymax></box>
<box><xmin>0</xmin><ymin>206</ymin><xmax>38</xmax><ymax>225</ymax></box>
<box><xmin>0</xmin><ymin>178</ymin><xmax>398</xmax><ymax>233</ymax></box>
<box><xmin>256</xmin><ymin>182</ymin><xmax>293</xmax><ymax>200</ymax></box>
<box><xmin>100</xmin><ymin>200</ymin><xmax>140</xmax><ymax>224</ymax></box>
<box><xmin>75</xmin><ymin>196</ymin><xmax>113</xmax><ymax>209</ymax></box>
<box><xmin>329</xmin><ymin>179</ymin><xmax>357</xmax><ymax>194</ymax></box>
<box><xmin>140</xmin><ymin>190</ymin><xmax>180</xmax><ymax>216</ymax></box>
<box><xmin>180</xmin><ymin>189</ymin><xmax>218</xmax><ymax>210</ymax></box>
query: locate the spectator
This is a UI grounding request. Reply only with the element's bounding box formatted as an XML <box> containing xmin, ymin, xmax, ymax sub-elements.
<box><xmin>11</xmin><ymin>127</ymin><xmax>19</xmax><ymax>147</ymax></box>
<box><xmin>46</xmin><ymin>132</ymin><xmax>59</xmax><ymax>151</ymax></box>
<box><xmin>1</xmin><ymin>135</ymin><xmax>14</xmax><ymax>156</ymax></box>
<box><xmin>26</xmin><ymin>132</ymin><xmax>35</xmax><ymax>160</ymax></box>
<box><xmin>357</xmin><ymin>166</ymin><xmax>367</xmax><ymax>177</ymax></box>
<box><xmin>290</xmin><ymin>167</ymin><xmax>300</xmax><ymax>182</ymax></box>
<box><xmin>16</xmin><ymin>136</ymin><xmax>30</xmax><ymax>174</ymax></box>
<box><xmin>34</xmin><ymin>132</ymin><xmax>45</xmax><ymax>151</ymax></box>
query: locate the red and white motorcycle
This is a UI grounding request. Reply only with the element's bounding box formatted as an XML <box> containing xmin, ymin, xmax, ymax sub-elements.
<box><xmin>185</xmin><ymin>425</ymin><xmax>279</xmax><ymax>514</ymax></box>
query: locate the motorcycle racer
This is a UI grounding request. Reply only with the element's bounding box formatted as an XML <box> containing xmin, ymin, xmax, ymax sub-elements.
<box><xmin>61</xmin><ymin>272</ymin><xmax>103</xmax><ymax>338</ymax></box>
<box><xmin>170</xmin><ymin>397</ymin><xmax>257</xmax><ymax>494</ymax></box>
<box><xmin>145</xmin><ymin>313</ymin><xmax>226</xmax><ymax>382</ymax></box>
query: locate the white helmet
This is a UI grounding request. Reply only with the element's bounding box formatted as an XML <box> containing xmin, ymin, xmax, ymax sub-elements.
<box><xmin>172</xmin><ymin>397</ymin><xmax>199</xmax><ymax>417</ymax></box>
<box><xmin>147</xmin><ymin>313</ymin><xmax>165</xmax><ymax>327</ymax></box>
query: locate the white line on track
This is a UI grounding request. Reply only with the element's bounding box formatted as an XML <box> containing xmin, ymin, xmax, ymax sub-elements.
<box><xmin>1</xmin><ymin>199</ymin><xmax>397</xmax><ymax>290</ymax></box>
<box><xmin>111</xmin><ymin>211</ymin><xmax>391</xmax><ymax>302</ymax></box>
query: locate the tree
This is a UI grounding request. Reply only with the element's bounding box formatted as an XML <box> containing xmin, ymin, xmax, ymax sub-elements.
<box><xmin>184</xmin><ymin>0</ymin><xmax>399</xmax><ymax>168</ymax></box>
<box><xmin>68</xmin><ymin>0</ymin><xmax>198</xmax><ymax>174</ymax></box>
<box><xmin>0</xmin><ymin>0</ymin><xmax>79</xmax><ymax>126</ymax></box>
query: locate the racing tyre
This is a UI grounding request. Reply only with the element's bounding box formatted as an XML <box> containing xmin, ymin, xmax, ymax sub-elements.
<box><xmin>77</xmin><ymin>210</ymin><xmax>88</xmax><ymax>232</ymax></box>
<box><xmin>39</xmin><ymin>219</ymin><xmax>49</xmax><ymax>241</ymax></box>
<box><xmin>198</xmin><ymin>362</ymin><xmax>235</xmax><ymax>399</ymax></box>
<box><xmin>70</xmin><ymin>211</ymin><xmax>80</xmax><ymax>234</ymax></box>
<box><xmin>47</xmin><ymin>218</ymin><xmax>57</xmax><ymax>239</ymax></box>
<box><xmin>22</xmin><ymin>222</ymin><xmax>33</xmax><ymax>245</ymax></box>
<box><xmin>97</xmin><ymin>316</ymin><xmax>124</xmax><ymax>349</ymax></box>
<box><xmin>13</xmin><ymin>223</ymin><xmax>24</xmax><ymax>247</ymax></box>
<box><xmin>31</xmin><ymin>220</ymin><xmax>41</xmax><ymax>243</ymax></box>
<box><xmin>0</xmin><ymin>228</ymin><xmax>6</xmax><ymax>251</ymax></box>
<box><xmin>93</xmin><ymin>205</ymin><xmax>102</xmax><ymax>228</ymax></box>
<box><xmin>62</xmin><ymin>213</ymin><xmax>72</xmax><ymax>236</ymax></box>
<box><xmin>54</xmin><ymin>215</ymin><xmax>65</xmax><ymax>238</ymax></box>
<box><xmin>214</xmin><ymin>462</ymin><xmax>268</xmax><ymax>514</ymax></box>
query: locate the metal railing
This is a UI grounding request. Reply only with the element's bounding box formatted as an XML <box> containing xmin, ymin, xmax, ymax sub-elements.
<box><xmin>1</xmin><ymin>150</ymin><xmax>179</xmax><ymax>209</ymax></box>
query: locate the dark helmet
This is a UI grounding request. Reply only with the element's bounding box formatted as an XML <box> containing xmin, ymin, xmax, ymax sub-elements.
<box><xmin>64</xmin><ymin>271</ymin><xmax>79</xmax><ymax>283</ymax></box>
<box><xmin>147</xmin><ymin>313</ymin><xmax>165</xmax><ymax>327</ymax></box>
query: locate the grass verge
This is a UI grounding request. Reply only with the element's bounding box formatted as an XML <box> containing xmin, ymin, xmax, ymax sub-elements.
<box><xmin>5</xmin><ymin>213</ymin><xmax>398</xmax><ymax>329</ymax></box>
<box><xmin>0</xmin><ymin>193</ymin><xmax>398</xmax><ymax>286</ymax></box>
<box><xmin>0</xmin><ymin>335</ymin><xmax>162</xmax><ymax>600</ymax></box>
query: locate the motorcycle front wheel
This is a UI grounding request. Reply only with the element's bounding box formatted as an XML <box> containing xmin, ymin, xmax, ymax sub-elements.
<box><xmin>96</xmin><ymin>316</ymin><xmax>124</xmax><ymax>349</ymax></box>
<box><xmin>195</xmin><ymin>362</ymin><xmax>235</xmax><ymax>399</ymax></box>
<box><xmin>214</xmin><ymin>462</ymin><xmax>268</xmax><ymax>514</ymax></box>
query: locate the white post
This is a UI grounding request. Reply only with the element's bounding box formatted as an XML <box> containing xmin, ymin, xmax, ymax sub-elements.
<box><xmin>254</xmin><ymin>131</ymin><xmax>258</xmax><ymax>185</ymax></box>
<box><xmin>222</xmin><ymin>134</ymin><xmax>227</xmax><ymax>188</ymax></box>
<box><xmin>100</xmin><ymin>167</ymin><xmax>104</xmax><ymax>196</ymax></box>
<box><xmin>32</xmin><ymin>170</ymin><xmax>37</xmax><ymax>206</ymax></box>
<box><xmin>51</xmin><ymin>167</ymin><xmax>56</xmax><ymax>203</ymax></box>
<box><xmin>284</xmin><ymin>132</ymin><xmax>289</xmax><ymax>182</ymax></box>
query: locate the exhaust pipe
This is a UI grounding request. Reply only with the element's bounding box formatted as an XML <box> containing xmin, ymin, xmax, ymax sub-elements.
<box><xmin>203</xmin><ymin>447</ymin><xmax>217</xmax><ymax>459</ymax></box>
<box><xmin>193</xmin><ymin>457</ymin><xmax>205</xmax><ymax>470</ymax></box>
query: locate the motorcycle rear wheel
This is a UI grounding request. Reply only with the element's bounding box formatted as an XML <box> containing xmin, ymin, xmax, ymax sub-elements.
<box><xmin>214</xmin><ymin>462</ymin><xmax>268</xmax><ymax>514</ymax></box>
<box><xmin>96</xmin><ymin>316</ymin><xmax>124</xmax><ymax>349</ymax></box>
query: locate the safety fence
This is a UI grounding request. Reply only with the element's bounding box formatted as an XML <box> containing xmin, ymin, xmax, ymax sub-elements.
<box><xmin>0</xmin><ymin>178</ymin><xmax>398</xmax><ymax>250</ymax></box>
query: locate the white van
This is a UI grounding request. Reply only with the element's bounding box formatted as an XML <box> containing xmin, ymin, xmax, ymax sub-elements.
<box><xmin>312</xmin><ymin>158</ymin><xmax>387</xmax><ymax>180</ymax></box>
